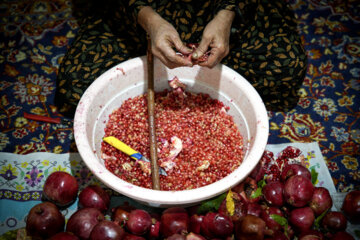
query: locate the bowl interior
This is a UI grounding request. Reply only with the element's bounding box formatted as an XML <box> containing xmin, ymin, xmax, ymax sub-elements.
<box><xmin>74</xmin><ymin>56</ymin><xmax>269</xmax><ymax>207</ymax></box>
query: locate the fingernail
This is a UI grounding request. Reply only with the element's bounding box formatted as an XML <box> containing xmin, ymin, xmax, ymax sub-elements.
<box><xmin>192</xmin><ymin>52</ymin><xmax>198</xmax><ymax>59</ymax></box>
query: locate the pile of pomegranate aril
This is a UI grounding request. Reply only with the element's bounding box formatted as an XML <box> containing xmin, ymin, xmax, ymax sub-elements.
<box><xmin>24</xmin><ymin>144</ymin><xmax>359</xmax><ymax>239</ymax></box>
<box><xmin>101</xmin><ymin>78</ymin><xmax>245</xmax><ymax>191</ymax></box>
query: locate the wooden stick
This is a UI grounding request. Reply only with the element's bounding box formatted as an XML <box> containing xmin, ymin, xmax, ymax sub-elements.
<box><xmin>147</xmin><ymin>37</ymin><xmax>161</xmax><ymax>190</ymax></box>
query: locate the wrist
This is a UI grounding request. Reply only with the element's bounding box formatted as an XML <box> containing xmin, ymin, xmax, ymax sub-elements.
<box><xmin>215</xmin><ymin>9</ymin><xmax>235</xmax><ymax>26</ymax></box>
<box><xmin>137</xmin><ymin>6</ymin><xmax>162</xmax><ymax>34</ymax></box>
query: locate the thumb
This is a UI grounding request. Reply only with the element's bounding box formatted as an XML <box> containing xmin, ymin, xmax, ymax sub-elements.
<box><xmin>192</xmin><ymin>39</ymin><xmax>210</xmax><ymax>59</ymax></box>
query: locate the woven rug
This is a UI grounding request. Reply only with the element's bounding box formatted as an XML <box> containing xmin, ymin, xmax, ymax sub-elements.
<box><xmin>0</xmin><ymin>0</ymin><xmax>359</xmax><ymax>194</ymax></box>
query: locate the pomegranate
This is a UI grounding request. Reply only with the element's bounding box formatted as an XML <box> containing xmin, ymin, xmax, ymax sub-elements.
<box><xmin>126</xmin><ymin>209</ymin><xmax>152</xmax><ymax>235</ymax></box>
<box><xmin>189</xmin><ymin>214</ymin><xmax>203</xmax><ymax>234</ymax></box>
<box><xmin>200</xmin><ymin>212</ymin><xmax>233</xmax><ymax>239</ymax></box>
<box><xmin>309</xmin><ymin>187</ymin><xmax>333</xmax><ymax>216</ymax></box>
<box><xmin>78</xmin><ymin>185</ymin><xmax>110</xmax><ymax>213</ymax></box>
<box><xmin>218</xmin><ymin>191</ymin><xmax>248</xmax><ymax>221</ymax></box>
<box><xmin>299</xmin><ymin>230</ymin><xmax>324</xmax><ymax>240</ymax></box>
<box><xmin>26</xmin><ymin>202</ymin><xmax>65</xmax><ymax>238</ymax></box>
<box><xmin>281</xmin><ymin>164</ymin><xmax>311</xmax><ymax>182</ymax></box>
<box><xmin>341</xmin><ymin>190</ymin><xmax>360</xmax><ymax>224</ymax></box>
<box><xmin>234</xmin><ymin>214</ymin><xmax>267</xmax><ymax>240</ymax></box>
<box><xmin>123</xmin><ymin>233</ymin><xmax>146</xmax><ymax>240</ymax></box>
<box><xmin>66</xmin><ymin>207</ymin><xmax>104</xmax><ymax>239</ymax></box>
<box><xmin>148</xmin><ymin>215</ymin><xmax>161</xmax><ymax>239</ymax></box>
<box><xmin>167</xmin><ymin>233</ymin><xmax>186</xmax><ymax>240</ymax></box>
<box><xmin>328</xmin><ymin>231</ymin><xmax>355</xmax><ymax>240</ymax></box>
<box><xmin>186</xmin><ymin>232</ymin><xmax>206</xmax><ymax>240</ymax></box>
<box><xmin>322</xmin><ymin>211</ymin><xmax>347</xmax><ymax>232</ymax></box>
<box><xmin>246</xmin><ymin>202</ymin><xmax>262</xmax><ymax>217</ymax></box>
<box><xmin>262</xmin><ymin>181</ymin><xmax>284</xmax><ymax>207</ymax></box>
<box><xmin>89</xmin><ymin>220</ymin><xmax>125</xmax><ymax>240</ymax></box>
<box><xmin>49</xmin><ymin>232</ymin><xmax>80</xmax><ymax>240</ymax></box>
<box><xmin>289</xmin><ymin>207</ymin><xmax>315</xmax><ymax>233</ymax></box>
<box><xmin>160</xmin><ymin>207</ymin><xmax>189</xmax><ymax>238</ymax></box>
<box><xmin>111</xmin><ymin>202</ymin><xmax>136</xmax><ymax>225</ymax></box>
<box><xmin>260</xmin><ymin>206</ymin><xmax>285</xmax><ymax>232</ymax></box>
<box><xmin>284</xmin><ymin>175</ymin><xmax>314</xmax><ymax>207</ymax></box>
<box><xmin>42</xmin><ymin>171</ymin><xmax>79</xmax><ymax>207</ymax></box>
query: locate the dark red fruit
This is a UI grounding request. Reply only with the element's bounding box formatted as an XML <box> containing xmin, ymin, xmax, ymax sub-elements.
<box><xmin>200</xmin><ymin>212</ymin><xmax>233</xmax><ymax>239</ymax></box>
<box><xmin>160</xmin><ymin>207</ymin><xmax>189</xmax><ymax>238</ymax></box>
<box><xmin>322</xmin><ymin>211</ymin><xmax>347</xmax><ymax>232</ymax></box>
<box><xmin>167</xmin><ymin>233</ymin><xmax>186</xmax><ymax>240</ymax></box>
<box><xmin>246</xmin><ymin>202</ymin><xmax>262</xmax><ymax>217</ymax></box>
<box><xmin>341</xmin><ymin>190</ymin><xmax>360</xmax><ymax>224</ymax></box>
<box><xmin>66</xmin><ymin>207</ymin><xmax>104</xmax><ymax>239</ymax></box>
<box><xmin>123</xmin><ymin>233</ymin><xmax>146</xmax><ymax>240</ymax></box>
<box><xmin>234</xmin><ymin>215</ymin><xmax>267</xmax><ymax>240</ymax></box>
<box><xmin>289</xmin><ymin>207</ymin><xmax>315</xmax><ymax>233</ymax></box>
<box><xmin>111</xmin><ymin>202</ymin><xmax>136</xmax><ymax>225</ymax></box>
<box><xmin>281</xmin><ymin>164</ymin><xmax>311</xmax><ymax>182</ymax></box>
<box><xmin>309</xmin><ymin>187</ymin><xmax>333</xmax><ymax>216</ymax></box>
<box><xmin>78</xmin><ymin>185</ymin><xmax>110</xmax><ymax>213</ymax></box>
<box><xmin>89</xmin><ymin>220</ymin><xmax>125</xmax><ymax>240</ymax></box>
<box><xmin>329</xmin><ymin>231</ymin><xmax>355</xmax><ymax>240</ymax></box>
<box><xmin>260</xmin><ymin>206</ymin><xmax>284</xmax><ymax>232</ymax></box>
<box><xmin>218</xmin><ymin>191</ymin><xmax>247</xmax><ymax>221</ymax></box>
<box><xmin>26</xmin><ymin>202</ymin><xmax>65</xmax><ymax>238</ymax></box>
<box><xmin>299</xmin><ymin>230</ymin><xmax>324</xmax><ymax>240</ymax></box>
<box><xmin>126</xmin><ymin>209</ymin><xmax>152</xmax><ymax>236</ymax></box>
<box><xmin>189</xmin><ymin>214</ymin><xmax>203</xmax><ymax>234</ymax></box>
<box><xmin>267</xmin><ymin>231</ymin><xmax>288</xmax><ymax>240</ymax></box>
<box><xmin>148</xmin><ymin>217</ymin><xmax>161</xmax><ymax>239</ymax></box>
<box><xmin>49</xmin><ymin>232</ymin><xmax>80</xmax><ymax>240</ymax></box>
<box><xmin>42</xmin><ymin>171</ymin><xmax>79</xmax><ymax>207</ymax></box>
<box><xmin>284</xmin><ymin>175</ymin><xmax>314</xmax><ymax>207</ymax></box>
<box><xmin>186</xmin><ymin>232</ymin><xmax>206</xmax><ymax>240</ymax></box>
<box><xmin>262</xmin><ymin>181</ymin><xmax>284</xmax><ymax>207</ymax></box>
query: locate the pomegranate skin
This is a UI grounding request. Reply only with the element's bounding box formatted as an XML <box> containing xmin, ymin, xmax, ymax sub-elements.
<box><xmin>49</xmin><ymin>232</ymin><xmax>80</xmax><ymax>240</ymax></box>
<box><xmin>42</xmin><ymin>171</ymin><xmax>79</xmax><ymax>208</ymax></box>
<box><xmin>189</xmin><ymin>214</ymin><xmax>203</xmax><ymax>234</ymax></box>
<box><xmin>260</xmin><ymin>206</ymin><xmax>284</xmax><ymax>232</ymax></box>
<box><xmin>200</xmin><ymin>212</ymin><xmax>233</xmax><ymax>239</ymax></box>
<box><xmin>262</xmin><ymin>181</ymin><xmax>284</xmax><ymax>207</ymax></box>
<box><xmin>322</xmin><ymin>211</ymin><xmax>347</xmax><ymax>232</ymax></box>
<box><xmin>90</xmin><ymin>220</ymin><xmax>125</xmax><ymax>240</ymax></box>
<box><xmin>234</xmin><ymin>215</ymin><xmax>266</xmax><ymax>240</ymax></box>
<box><xmin>329</xmin><ymin>231</ymin><xmax>355</xmax><ymax>240</ymax></box>
<box><xmin>281</xmin><ymin>164</ymin><xmax>311</xmax><ymax>182</ymax></box>
<box><xmin>26</xmin><ymin>202</ymin><xmax>65</xmax><ymax>239</ymax></box>
<box><xmin>126</xmin><ymin>209</ymin><xmax>152</xmax><ymax>236</ymax></box>
<box><xmin>309</xmin><ymin>187</ymin><xmax>333</xmax><ymax>216</ymax></box>
<box><xmin>160</xmin><ymin>207</ymin><xmax>189</xmax><ymax>238</ymax></box>
<box><xmin>289</xmin><ymin>207</ymin><xmax>315</xmax><ymax>233</ymax></box>
<box><xmin>78</xmin><ymin>185</ymin><xmax>110</xmax><ymax>213</ymax></box>
<box><xmin>341</xmin><ymin>190</ymin><xmax>360</xmax><ymax>224</ymax></box>
<box><xmin>66</xmin><ymin>207</ymin><xmax>104</xmax><ymax>240</ymax></box>
<box><xmin>284</xmin><ymin>175</ymin><xmax>314</xmax><ymax>207</ymax></box>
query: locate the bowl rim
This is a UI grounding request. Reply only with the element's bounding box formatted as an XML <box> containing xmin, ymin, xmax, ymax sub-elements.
<box><xmin>74</xmin><ymin>56</ymin><xmax>269</xmax><ymax>206</ymax></box>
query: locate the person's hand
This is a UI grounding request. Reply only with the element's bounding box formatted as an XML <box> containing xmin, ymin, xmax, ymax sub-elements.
<box><xmin>138</xmin><ymin>6</ymin><xmax>193</xmax><ymax>69</ymax></box>
<box><xmin>192</xmin><ymin>10</ymin><xmax>235</xmax><ymax>68</ymax></box>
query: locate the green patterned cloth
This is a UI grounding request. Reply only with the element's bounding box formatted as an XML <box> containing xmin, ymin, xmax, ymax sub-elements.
<box><xmin>55</xmin><ymin>0</ymin><xmax>307</xmax><ymax>116</ymax></box>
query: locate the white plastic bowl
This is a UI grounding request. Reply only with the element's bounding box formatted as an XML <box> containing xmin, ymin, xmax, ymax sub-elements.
<box><xmin>74</xmin><ymin>56</ymin><xmax>269</xmax><ymax>208</ymax></box>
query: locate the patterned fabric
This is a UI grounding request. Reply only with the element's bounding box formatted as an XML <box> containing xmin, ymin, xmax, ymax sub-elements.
<box><xmin>55</xmin><ymin>0</ymin><xmax>307</xmax><ymax>116</ymax></box>
<box><xmin>0</xmin><ymin>0</ymin><xmax>359</xmax><ymax>194</ymax></box>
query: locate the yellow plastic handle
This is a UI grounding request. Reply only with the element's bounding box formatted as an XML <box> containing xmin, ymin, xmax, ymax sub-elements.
<box><xmin>103</xmin><ymin>136</ymin><xmax>139</xmax><ymax>160</ymax></box>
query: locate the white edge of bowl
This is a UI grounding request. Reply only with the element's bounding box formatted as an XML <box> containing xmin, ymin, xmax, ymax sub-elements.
<box><xmin>74</xmin><ymin>56</ymin><xmax>269</xmax><ymax>206</ymax></box>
